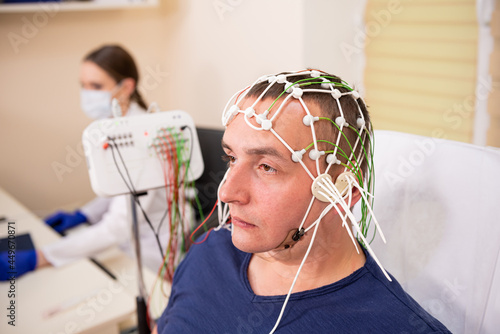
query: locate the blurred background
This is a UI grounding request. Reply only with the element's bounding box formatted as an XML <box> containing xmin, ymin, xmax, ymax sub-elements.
<box><xmin>0</xmin><ymin>0</ymin><xmax>498</xmax><ymax>218</ymax></box>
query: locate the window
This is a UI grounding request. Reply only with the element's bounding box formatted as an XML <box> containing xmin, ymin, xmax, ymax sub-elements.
<box><xmin>364</xmin><ymin>0</ymin><xmax>478</xmax><ymax>143</ymax></box>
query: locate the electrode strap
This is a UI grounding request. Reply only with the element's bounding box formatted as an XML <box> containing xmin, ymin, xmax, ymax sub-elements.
<box><xmin>275</xmin><ymin>228</ymin><xmax>305</xmax><ymax>250</ymax></box>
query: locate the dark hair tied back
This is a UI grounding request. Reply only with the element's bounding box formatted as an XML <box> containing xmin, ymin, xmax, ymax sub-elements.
<box><xmin>84</xmin><ymin>45</ymin><xmax>148</xmax><ymax>110</ymax></box>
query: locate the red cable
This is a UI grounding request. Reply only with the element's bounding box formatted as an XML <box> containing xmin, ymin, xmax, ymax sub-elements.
<box><xmin>189</xmin><ymin>200</ymin><xmax>221</xmax><ymax>244</ymax></box>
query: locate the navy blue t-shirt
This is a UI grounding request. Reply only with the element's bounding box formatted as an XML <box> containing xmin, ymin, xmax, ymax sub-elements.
<box><xmin>157</xmin><ymin>229</ymin><xmax>450</xmax><ymax>333</ymax></box>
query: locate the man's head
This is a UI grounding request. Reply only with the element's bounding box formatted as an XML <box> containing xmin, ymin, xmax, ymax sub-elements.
<box><xmin>218</xmin><ymin>69</ymin><xmax>380</xmax><ymax>255</ymax></box>
<box><xmin>239</xmin><ymin>70</ymin><xmax>372</xmax><ymax>180</ymax></box>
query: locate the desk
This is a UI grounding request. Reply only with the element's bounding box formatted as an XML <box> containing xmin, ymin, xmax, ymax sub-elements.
<box><xmin>0</xmin><ymin>188</ymin><xmax>164</xmax><ymax>334</ymax></box>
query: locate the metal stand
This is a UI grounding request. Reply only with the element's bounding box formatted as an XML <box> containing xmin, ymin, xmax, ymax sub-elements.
<box><xmin>130</xmin><ymin>194</ymin><xmax>151</xmax><ymax>334</ymax></box>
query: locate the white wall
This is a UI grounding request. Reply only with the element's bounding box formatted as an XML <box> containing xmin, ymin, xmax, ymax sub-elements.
<box><xmin>0</xmin><ymin>0</ymin><xmax>363</xmax><ymax>216</ymax></box>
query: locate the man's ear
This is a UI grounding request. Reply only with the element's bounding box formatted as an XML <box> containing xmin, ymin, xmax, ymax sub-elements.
<box><xmin>334</xmin><ymin>171</ymin><xmax>363</xmax><ymax>207</ymax></box>
<box><xmin>349</xmin><ymin>182</ymin><xmax>363</xmax><ymax>208</ymax></box>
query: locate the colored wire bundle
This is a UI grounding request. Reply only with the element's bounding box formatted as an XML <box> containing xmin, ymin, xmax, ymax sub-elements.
<box><xmin>146</xmin><ymin>125</ymin><xmax>204</xmax><ymax>322</ymax></box>
<box><xmin>154</xmin><ymin>126</ymin><xmax>192</xmax><ymax>281</ymax></box>
<box><xmin>107</xmin><ymin>125</ymin><xmax>202</xmax><ymax>326</ymax></box>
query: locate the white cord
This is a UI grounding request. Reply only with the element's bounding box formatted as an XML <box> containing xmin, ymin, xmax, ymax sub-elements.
<box><xmin>346</xmin><ymin>173</ymin><xmax>386</xmax><ymax>244</ymax></box>
<box><xmin>317</xmin><ymin>177</ymin><xmax>360</xmax><ymax>254</ymax></box>
<box><xmin>317</xmin><ymin>176</ymin><xmax>391</xmax><ymax>281</ymax></box>
<box><xmin>216</xmin><ymin>70</ymin><xmax>391</xmax><ymax>333</ymax></box>
<box><xmin>270</xmin><ymin>128</ymin><xmax>316</xmax><ymax>181</ymax></box>
<box><xmin>268</xmin><ymin>204</ymin><xmax>333</xmax><ymax>334</ymax></box>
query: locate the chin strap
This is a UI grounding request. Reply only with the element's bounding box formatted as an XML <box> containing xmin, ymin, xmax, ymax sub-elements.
<box><xmin>275</xmin><ymin>228</ymin><xmax>305</xmax><ymax>250</ymax></box>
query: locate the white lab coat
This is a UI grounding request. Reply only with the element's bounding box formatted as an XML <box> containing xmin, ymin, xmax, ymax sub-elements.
<box><xmin>42</xmin><ymin>103</ymin><xmax>192</xmax><ymax>272</ymax></box>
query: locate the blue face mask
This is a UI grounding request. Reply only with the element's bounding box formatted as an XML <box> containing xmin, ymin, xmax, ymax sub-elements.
<box><xmin>80</xmin><ymin>89</ymin><xmax>113</xmax><ymax>120</ymax></box>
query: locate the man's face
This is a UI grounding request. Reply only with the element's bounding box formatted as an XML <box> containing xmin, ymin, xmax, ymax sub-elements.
<box><xmin>219</xmin><ymin>97</ymin><xmax>327</xmax><ymax>254</ymax></box>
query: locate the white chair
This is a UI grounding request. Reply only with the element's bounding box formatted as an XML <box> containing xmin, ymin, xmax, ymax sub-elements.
<box><xmin>366</xmin><ymin>130</ymin><xmax>500</xmax><ymax>334</ymax></box>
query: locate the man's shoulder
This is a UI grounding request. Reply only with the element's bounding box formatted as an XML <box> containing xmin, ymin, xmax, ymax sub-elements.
<box><xmin>173</xmin><ymin>227</ymin><xmax>246</xmax><ymax>286</ymax></box>
<box><xmin>348</xmin><ymin>252</ymin><xmax>452</xmax><ymax>333</ymax></box>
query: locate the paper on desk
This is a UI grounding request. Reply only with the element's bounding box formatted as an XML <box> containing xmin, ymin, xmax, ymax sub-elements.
<box><xmin>42</xmin><ymin>288</ymin><xmax>101</xmax><ymax>319</ymax></box>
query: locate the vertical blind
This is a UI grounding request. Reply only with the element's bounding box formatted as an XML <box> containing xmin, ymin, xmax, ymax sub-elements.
<box><xmin>487</xmin><ymin>1</ymin><xmax>500</xmax><ymax>146</ymax></box>
<box><xmin>363</xmin><ymin>0</ymin><xmax>478</xmax><ymax>143</ymax></box>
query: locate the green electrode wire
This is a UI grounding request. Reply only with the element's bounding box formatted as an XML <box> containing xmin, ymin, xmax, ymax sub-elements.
<box><xmin>263</xmin><ymin>75</ymin><xmax>379</xmax><ymax>245</ymax></box>
<box><xmin>302</xmin><ymin>139</ymin><xmax>361</xmax><ymax>176</ymax></box>
<box><xmin>267</xmin><ymin>76</ymin><xmax>353</xmax><ymax>112</ymax></box>
<box><xmin>315</xmin><ymin>119</ymin><xmax>372</xmax><ymax>241</ymax></box>
<box><xmin>347</xmin><ymin>123</ymin><xmax>377</xmax><ymax>244</ymax></box>
<box><xmin>158</xmin><ymin>126</ymin><xmax>207</xmax><ymax>277</ymax></box>
<box><xmin>365</xmin><ymin>129</ymin><xmax>377</xmax><ymax>244</ymax></box>
<box><xmin>173</xmin><ymin>127</ymin><xmax>207</xmax><ymax>225</ymax></box>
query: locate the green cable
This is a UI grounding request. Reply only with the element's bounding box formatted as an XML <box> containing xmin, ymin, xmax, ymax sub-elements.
<box><xmin>250</xmin><ymin>74</ymin><xmax>379</xmax><ymax>244</ymax></box>
<box><xmin>315</xmin><ymin>117</ymin><xmax>380</xmax><ymax>244</ymax></box>
<box><xmin>267</xmin><ymin>76</ymin><xmax>354</xmax><ymax>111</ymax></box>
<box><xmin>317</xmin><ymin>117</ymin><xmax>363</xmax><ymax>177</ymax></box>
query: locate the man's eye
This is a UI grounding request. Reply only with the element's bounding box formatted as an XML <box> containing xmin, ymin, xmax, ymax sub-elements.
<box><xmin>260</xmin><ymin>164</ymin><xmax>277</xmax><ymax>173</ymax></box>
<box><xmin>222</xmin><ymin>155</ymin><xmax>236</xmax><ymax>165</ymax></box>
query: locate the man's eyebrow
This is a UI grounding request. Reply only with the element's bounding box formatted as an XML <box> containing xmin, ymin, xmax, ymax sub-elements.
<box><xmin>221</xmin><ymin>139</ymin><xmax>288</xmax><ymax>161</ymax></box>
<box><xmin>221</xmin><ymin>139</ymin><xmax>230</xmax><ymax>151</ymax></box>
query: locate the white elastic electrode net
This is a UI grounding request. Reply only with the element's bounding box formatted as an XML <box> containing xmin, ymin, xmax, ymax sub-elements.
<box><xmin>217</xmin><ymin>70</ymin><xmax>389</xmax><ymax>333</ymax></box>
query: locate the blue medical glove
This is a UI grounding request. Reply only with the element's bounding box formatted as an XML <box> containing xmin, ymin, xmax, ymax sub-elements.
<box><xmin>44</xmin><ymin>210</ymin><xmax>88</xmax><ymax>234</ymax></box>
<box><xmin>0</xmin><ymin>249</ymin><xmax>37</xmax><ymax>281</ymax></box>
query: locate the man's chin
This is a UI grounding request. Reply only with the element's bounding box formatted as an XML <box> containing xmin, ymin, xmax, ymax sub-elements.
<box><xmin>231</xmin><ymin>231</ymin><xmax>267</xmax><ymax>254</ymax></box>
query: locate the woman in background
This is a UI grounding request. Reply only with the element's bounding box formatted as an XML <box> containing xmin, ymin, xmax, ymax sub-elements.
<box><xmin>0</xmin><ymin>45</ymin><xmax>181</xmax><ymax>279</ymax></box>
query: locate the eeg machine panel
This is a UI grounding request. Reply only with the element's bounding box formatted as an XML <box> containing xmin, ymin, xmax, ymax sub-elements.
<box><xmin>83</xmin><ymin>110</ymin><xmax>204</xmax><ymax>197</ymax></box>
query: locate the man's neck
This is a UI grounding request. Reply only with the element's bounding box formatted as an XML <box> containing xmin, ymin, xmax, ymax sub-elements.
<box><xmin>247</xmin><ymin>233</ymin><xmax>366</xmax><ymax>296</ymax></box>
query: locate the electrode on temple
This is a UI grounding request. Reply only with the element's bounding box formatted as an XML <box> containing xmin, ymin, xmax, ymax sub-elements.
<box><xmin>326</xmin><ymin>154</ymin><xmax>340</xmax><ymax>165</ymax></box>
<box><xmin>308</xmin><ymin>149</ymin><xmax>325</xmax><ymax>160</ymax></box>
<box><xmin>292</xmin><ymin>149</ymin><xmax>306</xmax><ymax>162</ymax></box>
<box><xmin>303</xmin><ymin>115</ymin><xmax>319</xmax><ymax>126</ymax></box>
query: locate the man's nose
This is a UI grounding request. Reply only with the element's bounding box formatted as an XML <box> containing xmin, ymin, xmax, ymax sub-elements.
<box><xmin>218</xmin><ymin>166</ymin><xmax>249</xmax><ymax>205</ymax></box>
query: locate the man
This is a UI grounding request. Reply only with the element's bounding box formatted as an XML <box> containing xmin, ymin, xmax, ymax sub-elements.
<box><xmin>153</xmin><ymin>70</ymin><xmax>451</xmax><ymax>333</ymax></box>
